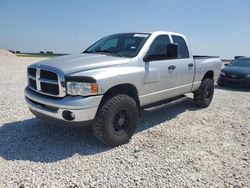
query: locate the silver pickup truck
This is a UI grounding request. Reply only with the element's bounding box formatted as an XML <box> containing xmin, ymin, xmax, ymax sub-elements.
<box><xmin>25</xmin><ymin>31</ymin><xmax>222</xmax><ymax>146</ymax></box>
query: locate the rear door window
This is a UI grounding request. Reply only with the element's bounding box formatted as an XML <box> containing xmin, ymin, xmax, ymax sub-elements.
<box><xmin>172</xmin><ymin>35</ymin><xmax>190</xmax><ymax>58</ymax></box>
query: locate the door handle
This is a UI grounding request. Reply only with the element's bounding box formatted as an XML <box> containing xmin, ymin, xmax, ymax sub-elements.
<box><xmin>188</xmin><ymin>63</ymin><xmax>194</xmax><ymax>68</ymax></box>
<box><xmin>168</xmin><ymin>65</ymin><xmax>176</xmax><ymax>70</ymax></box>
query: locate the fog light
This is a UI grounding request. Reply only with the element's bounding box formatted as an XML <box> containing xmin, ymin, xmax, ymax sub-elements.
<box><xmin>62</xmin><ymin>111</ymin><xmax>75</xmax><ymax>121</ymax></box>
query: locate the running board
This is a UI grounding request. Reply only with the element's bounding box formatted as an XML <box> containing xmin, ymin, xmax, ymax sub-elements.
<box><xmin>142</xmin><ymin>95</ymin><xmax>188</xmax><ymax>112</ymax></box>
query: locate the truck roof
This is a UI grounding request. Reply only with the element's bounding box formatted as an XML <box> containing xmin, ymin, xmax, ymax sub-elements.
<box><xmin>113</xmin><ymin>31</ymin><xmax>184</xmax><ymax>37</ymax></box>
<box><xmin>147</xmin><ymin>31</ymin><xmax>183</xmax><ymax>35</ymax></box>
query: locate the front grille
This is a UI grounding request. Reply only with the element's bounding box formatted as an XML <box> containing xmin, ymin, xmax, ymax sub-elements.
<box><xmin>29</xmin><ymin>78</ymin><xmax>37</xmax><ymax>90</ymax></box>
<box><xmin>28</xmin><ymin>67</ymin><xmax>36</xmax><ymax>77</ymax></box>
<box><xmin>225</xmin><ymin>74</ymin><xmax>245</xmax><ymax>79</ymax></box>
<box><xmin>40</xmin><ymin>70</ymin><xmax>58</xmax><ymax>81</ymax></box>
<box><xmin>41</xmin><ymin>82</ymin><xmax>59</xmax><ymax>95</ymax></box>
<box><xmin>219</xmin><ymin>77</ymin><xmax>250</xmax><ymax>88</ymax></box>
<box><xmin>27</xmin><ymin>66</ymin><xmax>65</xmax><ymax>97</ymax></box>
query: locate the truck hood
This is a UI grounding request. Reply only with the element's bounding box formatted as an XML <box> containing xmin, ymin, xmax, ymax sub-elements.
<box><xmin>33</xmin><ymin>53</ymin><xmax>131</xmax><ymax>75</ymax></box>
<box><xmin>222</xmin><ymin>66</ymin><xmax>250</xmax><ymax>75</ymax></box>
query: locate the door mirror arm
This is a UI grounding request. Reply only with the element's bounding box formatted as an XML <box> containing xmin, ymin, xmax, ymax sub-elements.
<box><xmin>143</xmin><ymin>54</ymin><xmax>151</xmax><ymax>62</ymax></box>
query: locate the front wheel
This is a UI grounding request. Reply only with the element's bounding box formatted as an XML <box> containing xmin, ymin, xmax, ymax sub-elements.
<box><xmin>92</xmin><ymin>94</ymin><xmax>139</xmax><ymax>147</ymax></box>
<box><xmin>193</xmin><ymin>78</ymin><xmax>214</xmax><ymax>108</ymax></box>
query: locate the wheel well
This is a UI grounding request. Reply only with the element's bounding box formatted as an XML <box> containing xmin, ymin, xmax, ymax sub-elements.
<box><xmin>202</xmin><ymin>70</ymin><xmax>214</xmax><ymax>81</ymax></box>
<box><xmin>100</xmin><ymin>84</ymin><xmax>140</xmax><ymax>107</ymax></box>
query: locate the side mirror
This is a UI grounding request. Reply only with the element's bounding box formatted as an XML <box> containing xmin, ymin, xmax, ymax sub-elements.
<box><xmin>167</xmin><ymin>43</ymin><xmax>178</xmax><ymax>59</ymax></box>
<box><xmin>143</xmin><ymin>54</ymin><xmax>152</xmax><ymax>62</ymax></box>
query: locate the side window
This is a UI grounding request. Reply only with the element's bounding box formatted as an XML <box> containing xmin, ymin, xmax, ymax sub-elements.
<box><xmin>147</xmin><ymin>35</ymin><xmax>171</xmax><ymax>56</ymax></box>
<box><xmin>172</xmin><ymin>35</ymin><xmax>189</xmax><ymax>58</ymax></box>
<box><xmin>100</xmin><ymin>38</ymin><xmax>118</xmax><ymax>51</ymax></box>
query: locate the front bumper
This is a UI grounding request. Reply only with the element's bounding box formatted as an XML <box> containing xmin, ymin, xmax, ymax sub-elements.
<box><xmin>218</xmin><ymin>75</ymin><xmax>250</xmax><ymax>88</ymax></box>
<box><xmin>24</xmin><ymin>86</ymin><xmax>103</xmax><ymax>125</ymax></box>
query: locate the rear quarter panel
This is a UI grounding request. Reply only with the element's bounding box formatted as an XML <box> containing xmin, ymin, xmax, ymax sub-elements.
<box><xmin>192</xmin><ymin>57</ymin><xmax>222</xmax><ymax>91</ymax></box>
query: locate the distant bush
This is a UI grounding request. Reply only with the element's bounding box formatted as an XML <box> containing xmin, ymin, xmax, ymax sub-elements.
<box><xmin>8</xmin><ymin>50</ymin><xmax>15</xmax><ymax>54</ymax></box>
<box><xmin>46</xmin><ymin>51</ymin><xmax>53</xmax><ymax>54</ymax></box>
<box><xmin>15</xmin><ymin>51</ymin><xmax>21</xmax><ymax>54</ymax></box>
<box><xmin>40</xmin><ymin>51</ymin><xmax>45</xmax><ymax>54</ymax></box>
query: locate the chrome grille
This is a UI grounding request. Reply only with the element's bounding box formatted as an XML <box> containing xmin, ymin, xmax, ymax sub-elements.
<box><xmin>28</xmin><ymin>67</ymin><xmax>36</xmax><ymax>77</ymax></box>
<box><xmin>40</xmin><ymin>70</ymin><xmax>58</xmax><ymax>81</ymax></box>
<box><xmin>27</xmin><ymin>65</ymin><xmax>66</xmax><ymax>97</ymax></box>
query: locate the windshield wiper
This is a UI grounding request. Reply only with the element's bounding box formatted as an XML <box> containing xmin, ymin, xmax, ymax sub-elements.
<box><xmin>83</xmin><ymin>51</ymin><xmax>95</xmax><ymax>54</ymax></box>
<box><xmin>94</xmin><ymin>50</ymin><xmax>122</xmax><ymax>57</ymax></box>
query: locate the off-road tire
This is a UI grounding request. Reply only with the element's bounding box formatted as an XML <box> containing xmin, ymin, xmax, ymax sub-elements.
<box><xmin>194</xmin><ymin>78</ymin><xmax>214</xmax><ymax>108</ymax></box>
<box><xmin>92</xmin><ymin>94</ymin><xmax>139</xmax><ymax>147</ymax></box>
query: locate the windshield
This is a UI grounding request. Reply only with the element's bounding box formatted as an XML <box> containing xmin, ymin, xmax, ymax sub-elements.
<box><xmin>84</xmin><ymin>33</ymin><xmax>150</xmax><ymax>58</ymax></box>
<box><xmin>230</xmin><ymin>58</ymin><xmax>250</xmax><ymax>67</ymax></box>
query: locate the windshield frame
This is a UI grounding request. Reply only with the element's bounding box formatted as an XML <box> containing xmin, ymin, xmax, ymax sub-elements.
<box><xmin>83</xmin><ymin>33</ymin><xmax>151</xmax><ymax>58</ymax></box>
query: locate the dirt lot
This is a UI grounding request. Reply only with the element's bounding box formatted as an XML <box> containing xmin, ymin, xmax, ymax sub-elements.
<box><xmin>0</xmin><ymin>57</ymin><xmax>249</xmax><ymax>187</ymax></box>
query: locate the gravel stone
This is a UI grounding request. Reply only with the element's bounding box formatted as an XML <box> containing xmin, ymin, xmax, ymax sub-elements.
<box><xmin>0</xmin><ymin>57</ymin><xmax>250</xmax><ymax>187</ymax></box>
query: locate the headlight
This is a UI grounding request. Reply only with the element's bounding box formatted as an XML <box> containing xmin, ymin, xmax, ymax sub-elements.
<box><xmin>220</xmin><ymin>72</ymin><xmax>225</xmax><ymax>76</ymax></box>
<box><xmin>246</xmin><ymin>74</ymin><xmax>250</xmax><ymax>78</ymax></box>
<box><xmin>67</xmin><ymin>82</ymin><xmax>98</xmax><ymax>96</ymax></box>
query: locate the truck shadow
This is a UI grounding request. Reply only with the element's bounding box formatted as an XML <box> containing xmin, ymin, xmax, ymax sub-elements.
<box><xmin>0</xmin><ymin>98</ymin><xmax>198</xmax><ymax>163</ymax></box>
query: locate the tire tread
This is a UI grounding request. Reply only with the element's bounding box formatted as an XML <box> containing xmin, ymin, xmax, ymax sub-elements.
<box><xmin>92</xmin><ymin>94</ymin><xmax>138</xmax><ymax>146</ymax></box>
<box><xmin>194</xmin><ymin>78</ymin><xmax>214</xmax><ymax>108</ymax></box>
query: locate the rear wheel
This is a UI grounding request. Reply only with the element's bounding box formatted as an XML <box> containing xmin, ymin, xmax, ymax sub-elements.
<box><xmin>194</xmin><ymin>78</ymin><xmax>214</xmax><ymax>108</ymax></box>
<box><xmin>92</xmin><ymin>94</ymin><xmax>139</xmax><ymax>147</ymax></box>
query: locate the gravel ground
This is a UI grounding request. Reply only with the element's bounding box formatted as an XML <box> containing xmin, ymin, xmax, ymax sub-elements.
<box><xmin>0</xmin><ymin>57</ymin><xmax>249</xmax><ymax>188</ymax></box>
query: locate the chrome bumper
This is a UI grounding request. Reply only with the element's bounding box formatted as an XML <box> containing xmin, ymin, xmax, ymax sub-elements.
<box><xmin>24</xmin><ymin>87</ymin><xmax>103</xmax><ymax>125</ymax></box>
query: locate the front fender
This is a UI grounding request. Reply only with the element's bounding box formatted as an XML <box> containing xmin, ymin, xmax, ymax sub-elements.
<box><xmin>67</xmin><ymin>66</ymin><xmax>143</xmax><ymax>95</ymax></box>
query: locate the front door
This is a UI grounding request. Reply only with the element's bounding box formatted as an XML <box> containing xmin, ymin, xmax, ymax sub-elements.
<box><xmin>139</xmin><ymin>35</ymin><xmax>179</xmax><ymax>106</ymax></box>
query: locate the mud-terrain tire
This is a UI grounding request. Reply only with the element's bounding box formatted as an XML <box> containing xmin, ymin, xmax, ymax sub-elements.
<box><xmin>194</xmin><ymin>78</ymin><xmax>214</xmax><ymax>108</ymax></box>
<box><xmin>92</xmin><ymin>94</ymin><xmax>139</xmax><ymax>147</ymax></box>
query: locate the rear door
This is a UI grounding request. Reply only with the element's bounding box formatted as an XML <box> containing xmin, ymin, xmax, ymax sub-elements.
<box><xmin>171</xmin><ymin>35</ymin><xmax>194</xmax><ymax>94</ymax></box>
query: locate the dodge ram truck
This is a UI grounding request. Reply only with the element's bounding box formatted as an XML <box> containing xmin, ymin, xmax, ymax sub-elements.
<box><xmin>25</xmin><ymin>31</ymin><xmax>222</xmax><ymax>146</ymax></box>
